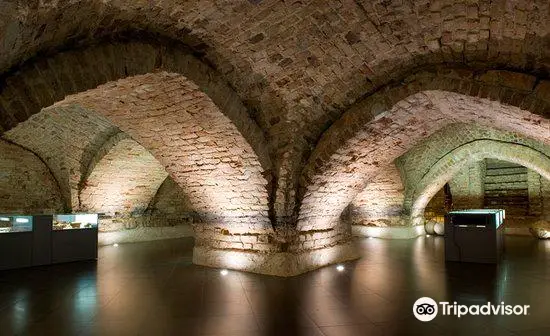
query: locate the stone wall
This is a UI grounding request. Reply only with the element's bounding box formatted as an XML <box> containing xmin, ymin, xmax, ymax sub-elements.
<box><xmin>0</xmin><ymin>139</ymin><xmax>63</xmax><ymax>213</ymax></box>
<box><xmin>98</xmin><ymin>176</ymin><xmax>196</xmax><ymax>244</ymax></box>
<box><xmin>424</xmin><ymin>188</ymin><xmax>446</xmax><ymax>222</ymax></box>
<box><xmin>60</xmin><ymin>72</ymin><xmax>274</xmax><ymax>252</ymax></box>
<box><xmin>3</xmin><ymin>1</ymin><xmax>550</xmax><ymax>275</ymax></box>
<box><xmin>346</xmin><ymin>164</ymin><xmax>405</xmax><ymax>227</ymax></box>
<box><xmin>79</xmin><ymin>137</ymin><xmax>168</xmax><ymax>219</ymax></box>
<box><xmin>484</xmin><ymin>159</ymin><xmax>529</xmax><ymax>217</ymax></box>
<box><xmin>397</xmin><ymin>123</ymin><xmax>550</xmax><ymax>213</ymax></box>
<box><xmin>3</xmin><ymin>105</ymin><xmax>119</xmax><ymax>210</ymax></box>
<box><xmin>450</xmin><ymin>160</ymin><xmax>486</xmax><ymax>210</ymax></box>
<box><xmin>148</xmin><ymin>177</ymin><xmax>194</xmax><ymax>220</ymax></box>
<box><xmin>543</xmin><ymin>177</ymin><xmax>550</xmax><ymax>220</ymax></box>
<box><xmin>423</xmin><ymin>158</ymin><xmax>550</xmax><ymax>231</ymax></box>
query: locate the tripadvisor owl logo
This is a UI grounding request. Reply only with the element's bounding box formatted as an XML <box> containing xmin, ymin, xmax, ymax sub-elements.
<box><xmin>413</xmin><ymin>297</ymin><xmax>438</xmax><ymax>322</ymax></box>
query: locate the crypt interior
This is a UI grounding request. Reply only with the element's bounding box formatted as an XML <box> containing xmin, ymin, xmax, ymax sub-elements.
<box><xmin>1</xmin><ymin>0</ymin><xmax>550</xmax><ymax>335</ymax></box>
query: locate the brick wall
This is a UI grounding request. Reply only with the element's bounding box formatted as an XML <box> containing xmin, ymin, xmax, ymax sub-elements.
<box><xmin>408</xmin><ymin>140</ymin><xmax>550</xmax><ymax>226</ymax></box>
<box><xmin>450</xmin><ymin>160</ymin><xmax>486</xmax><ymax>210</ymax></box>
<box><xmin>2</xmin><ymin>2</ymin><xmax>550</xmax><ymax>273</ymax></box>
<box><xmin>148</xmin><ymin>176</ymin><xmax>193</xmax><ymax>218</ymax></box>
<box><xmin>60</xmin><ymin>72</ymin><xmax>273</xmax><ymax>251</ymax></box>
<box><xmin>3</xmin><ymin>104</ymin><xmax>119</xmax><ymax>210</ymax></box>
<box><xmin>346</xmin><ymin>164</ymin><xmax>405</xmax><ymax>227</ymax></box>
<box><xmin>0</xmin><ymin>139</ymin><xmax>63</xmax><ymax>213</ymax></box>
<box><xmin>300</xmin><ymin>77</ymin><xmax>550</xmax><ymax>233</ymax></box>
<box><xmin>542</xmin><ymin>178</ymin><xmax>550</xmax><ymax>221</ymax></box>
<box><xmin>79</xmin><ymin>137</ymin><xmax>168</xmax><ymax>231</ymax></box>
<box><xmin>397</xmin><ymin>123</ymin><xmax>550</xmax><ymax>212</ymax></box>
<box><xmin>425</xmin><ymin>159</ymin><xmax>550</xmax><ymax>230</ymax></box>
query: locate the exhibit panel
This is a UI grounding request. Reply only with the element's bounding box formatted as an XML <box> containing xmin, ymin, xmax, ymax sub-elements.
<box><xmin>445</xmin><ymin>209</ymin><xmax>505</xmax><ymax>264</ymax></box>
<box><xmin>0</xmin><ymin>214</ymin><xmax>98</xmax><ymax>271</ymax></box>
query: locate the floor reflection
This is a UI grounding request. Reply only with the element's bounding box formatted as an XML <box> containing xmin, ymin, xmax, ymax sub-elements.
<box><xmin>0</xmin><ymin>236</ymin><xmax>549</xmax><ymax>335</ymax></box>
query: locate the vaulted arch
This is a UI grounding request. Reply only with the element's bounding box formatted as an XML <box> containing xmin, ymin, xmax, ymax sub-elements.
<box><xmin>78</xmin><ymin>136</ymin><xmax>168</xmax><ymax>217</ymax></box>
<box><xmin>3</xmin><ymin>105</ymin><xmax>120</xmax><ymax>211</ymax></box>
<box><xmin>0</xmin><ymin>40</ymin><xmax>271</xmax><ymax>173</ymax></box>
<box><xmin>409</xmin><ymin>140</ymin><xmax>550</xmax><ymax>226</ymax></box>
<box><xmin>57</xmin><ymin>72</ymin><xmax>273</xmax><ymax>249</ymax></box>
<box><xmin>299</xmin><ymin>68</ymin><xmax>550</xmax><ymax>246</ymax></box>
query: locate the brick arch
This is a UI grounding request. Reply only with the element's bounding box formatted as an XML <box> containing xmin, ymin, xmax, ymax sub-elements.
<box><xmin>396</xmin><ymin>122</ymin><xmax>550</xmax><ymax>212</ymax></box>
<box><xmin>0</xmin><ymin>139</ymin><xmax>64</xmax><ymax>214</ymax></box>
<box><xmin>3</xmin><ymin>104</ymin><xmax>122</xmax><ymax>211</ymax></box>
<box><xmin>79</xmin><ymin>132</ymin><xmax>130</xmax><ymax>190</ymax></box>
<box><xmin>299</xmin><ymin>68</ymin><xmax>550</xmax><ymax>235</ymax></box>
<box><xmin>57</xmin><ymin>72</ymin><xmax>273</xmax><ymax>247</ymax></box>
<box><xmin>5</xmin><ymin>1</ymin><xmax>550</xmax><ymax>233</ymax></box>
<box><xmin>78</xmin><ymin>136</ymin><xmax>168</xmax><ymax>216</ymax></box>
<box><xmin>0</xmin><ymin>40</ymin><xmax>271</xmax><ymax>173</ymax></box>
<box><xmin>410</xmin><ymin>140</ymin><xmax>550</xmax><ymax>226</ymax></box>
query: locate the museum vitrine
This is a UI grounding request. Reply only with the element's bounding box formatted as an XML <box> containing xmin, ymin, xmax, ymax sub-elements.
<box><xmin>53</xmin><ymin>213</ymin><xmax>99</xmax><ymax>230</ymax></box>
<box><xmin>445</xmin><ymin>209</ymin><xmax>505</xmax><ymax>264</ymax></box>
<box><xmin>0</xmin><ymin>213</ymin><xmax>98</xmax><ymax>270</ymax></box>
<box><xmin>0</xmin><ymin>215</ymin><xmax>33</xmax><ymax>233</ymax></box>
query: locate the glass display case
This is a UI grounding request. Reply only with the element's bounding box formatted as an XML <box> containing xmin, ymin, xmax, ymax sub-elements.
<box><xmin>447</xmin><ymin>209</ymin><xmax>505</xmax><ymax>228</ymax></box>
<box><xmin>0</xmin><ymin>213</ymin><xmax>98</xmax><ymax>271</ymax></box>
<box><xmin>53</xmin><ymin>214</ymin><xmax>98</xmax><ymax>231</ymax></box>
<box><xmin>0</xmin><ymin>215</ymin><xmax>33</xmax><ymax>233</ymax></box>
<box><xmin>445</xmin><ymin>209</ymin><xmax>505</xmax><ymax>263</ymax></box>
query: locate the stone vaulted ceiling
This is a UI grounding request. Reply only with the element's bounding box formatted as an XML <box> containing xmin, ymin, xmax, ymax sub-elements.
<box><xmin>2</xmin><ymin>0</ymin><xmax>550</xmax><ymax>275</ymax></box>
<box><xmin>2</xmin><ymin>0</ymin><xmax>550</xmax><ymax>133</ymax></box>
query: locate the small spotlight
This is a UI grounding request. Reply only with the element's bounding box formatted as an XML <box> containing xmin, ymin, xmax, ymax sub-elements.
<box><xmin>336</xmin><ymin>265</ymin><xmax>345</xmax><ymax>272</ymax></box>
<box><xmin>220</xmin><ymin>269</ymin><xmax>229</xmax><ymax>276</ymax></box>
<box><xmin>113</xmin><ymin>243</ymin><xmax>119</xmax><ymax>247</ymax></box>
<box><xmin>368</xmin><ymin>236</ymin><xmax>374</xmax><ymax>239</ymax></box>
<box><xmin>426</xmin><ymin>235</ymin><xmax>431</xmax><ymax>237</ymax></box>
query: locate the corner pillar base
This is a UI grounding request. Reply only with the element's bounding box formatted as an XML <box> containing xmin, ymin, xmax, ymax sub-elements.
<box><xmin>192</xmin><ymin>240</ymin><xmax>360</xmax><ymax>277</ymax></box>
<box><xmin>352</xmin><ymin>225</ymin><xmax>425</xmax><ymax>239</ymax></box>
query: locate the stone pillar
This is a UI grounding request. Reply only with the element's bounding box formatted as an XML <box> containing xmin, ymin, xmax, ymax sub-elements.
<box><xmin>527</xmin><ymin>170</ymin><xmax>543</xmax><ymax>216</ymax></box>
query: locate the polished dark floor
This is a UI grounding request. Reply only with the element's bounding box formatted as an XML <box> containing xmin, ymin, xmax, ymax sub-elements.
<box><xmin>1</xmin><ymin>236</ymin><xmax>550</xmax><ymax>336</ymax></box>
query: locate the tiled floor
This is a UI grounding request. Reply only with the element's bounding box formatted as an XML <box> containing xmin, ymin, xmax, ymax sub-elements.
<box><xmin>1</xmin><ymin>235</ymin><xmax>550</xmax><ymax>335</ymax></box>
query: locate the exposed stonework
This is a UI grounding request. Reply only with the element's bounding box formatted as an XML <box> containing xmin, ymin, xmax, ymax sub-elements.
<box><xmin>148</xmin><ymin>177</ymin><xmax>194</xmax><ymax>220</ymax></box>
<box><xmin>3</xmin><ymin>0</ymin><xmax>550</xmax><ymax>226</ymax></box>
<box><xmin>0</xmin><ymin>41</ymin><xmax>271</xmax><ymax>174</ymax></box>
<box><xmin>3</xmin><ymin>105</ymin><xmax>119</xmax><ymax>210</ymax></box>
<box><xmin>0</xmin><ymin>139</ymin><xmax>63</xmax><ymax>213</ymax></box>
<box><xmin>345</xmin><ymin>164</ymin><xmax>405</xmax><ymax>227</ymax></box>
<box><xmin>395</xmin><ymin>124</ymin><xmax>550</xmax><ymax>231</ymax></box>
<box><xmin>409</xmin><ymin>140</ymin><xmax>550</xmax><ymax>226</ymax></box>
<box><xmin>79</xmin><ymin>137</ymin><xmax>167</xmax><ymax>218</ymax></box>
<box><xmin>3</xmin><ymin>106</ymin><xmax>196</xmax><ymax>244</ymax></box>
<box><xmin>59</xmin><ymin>72</ymin><xmax>273</xmax><ymax>251</ymax></box>
<box><xmin>98</xmin><ymin>225</ymin><xmax>194</xmax><ymax>246</ymax></box>
<box><xmin>193</xmin><ymin>240</ymin><xmax>359</xmax><ymax>277</ymax></box>
<box><xmin>3</xmin><ymin>2</ymin><xmax>550</xmax><ymax>275</ymax></box>
<box><xmin>450</xmin><ymin>160</ymin><xmax>486</xmax><ymax>210</ymax></box>
<box><xmin>301</xmin><ymin>76</ymin><xmax>550</xmax><ymax>237</ymax></box>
